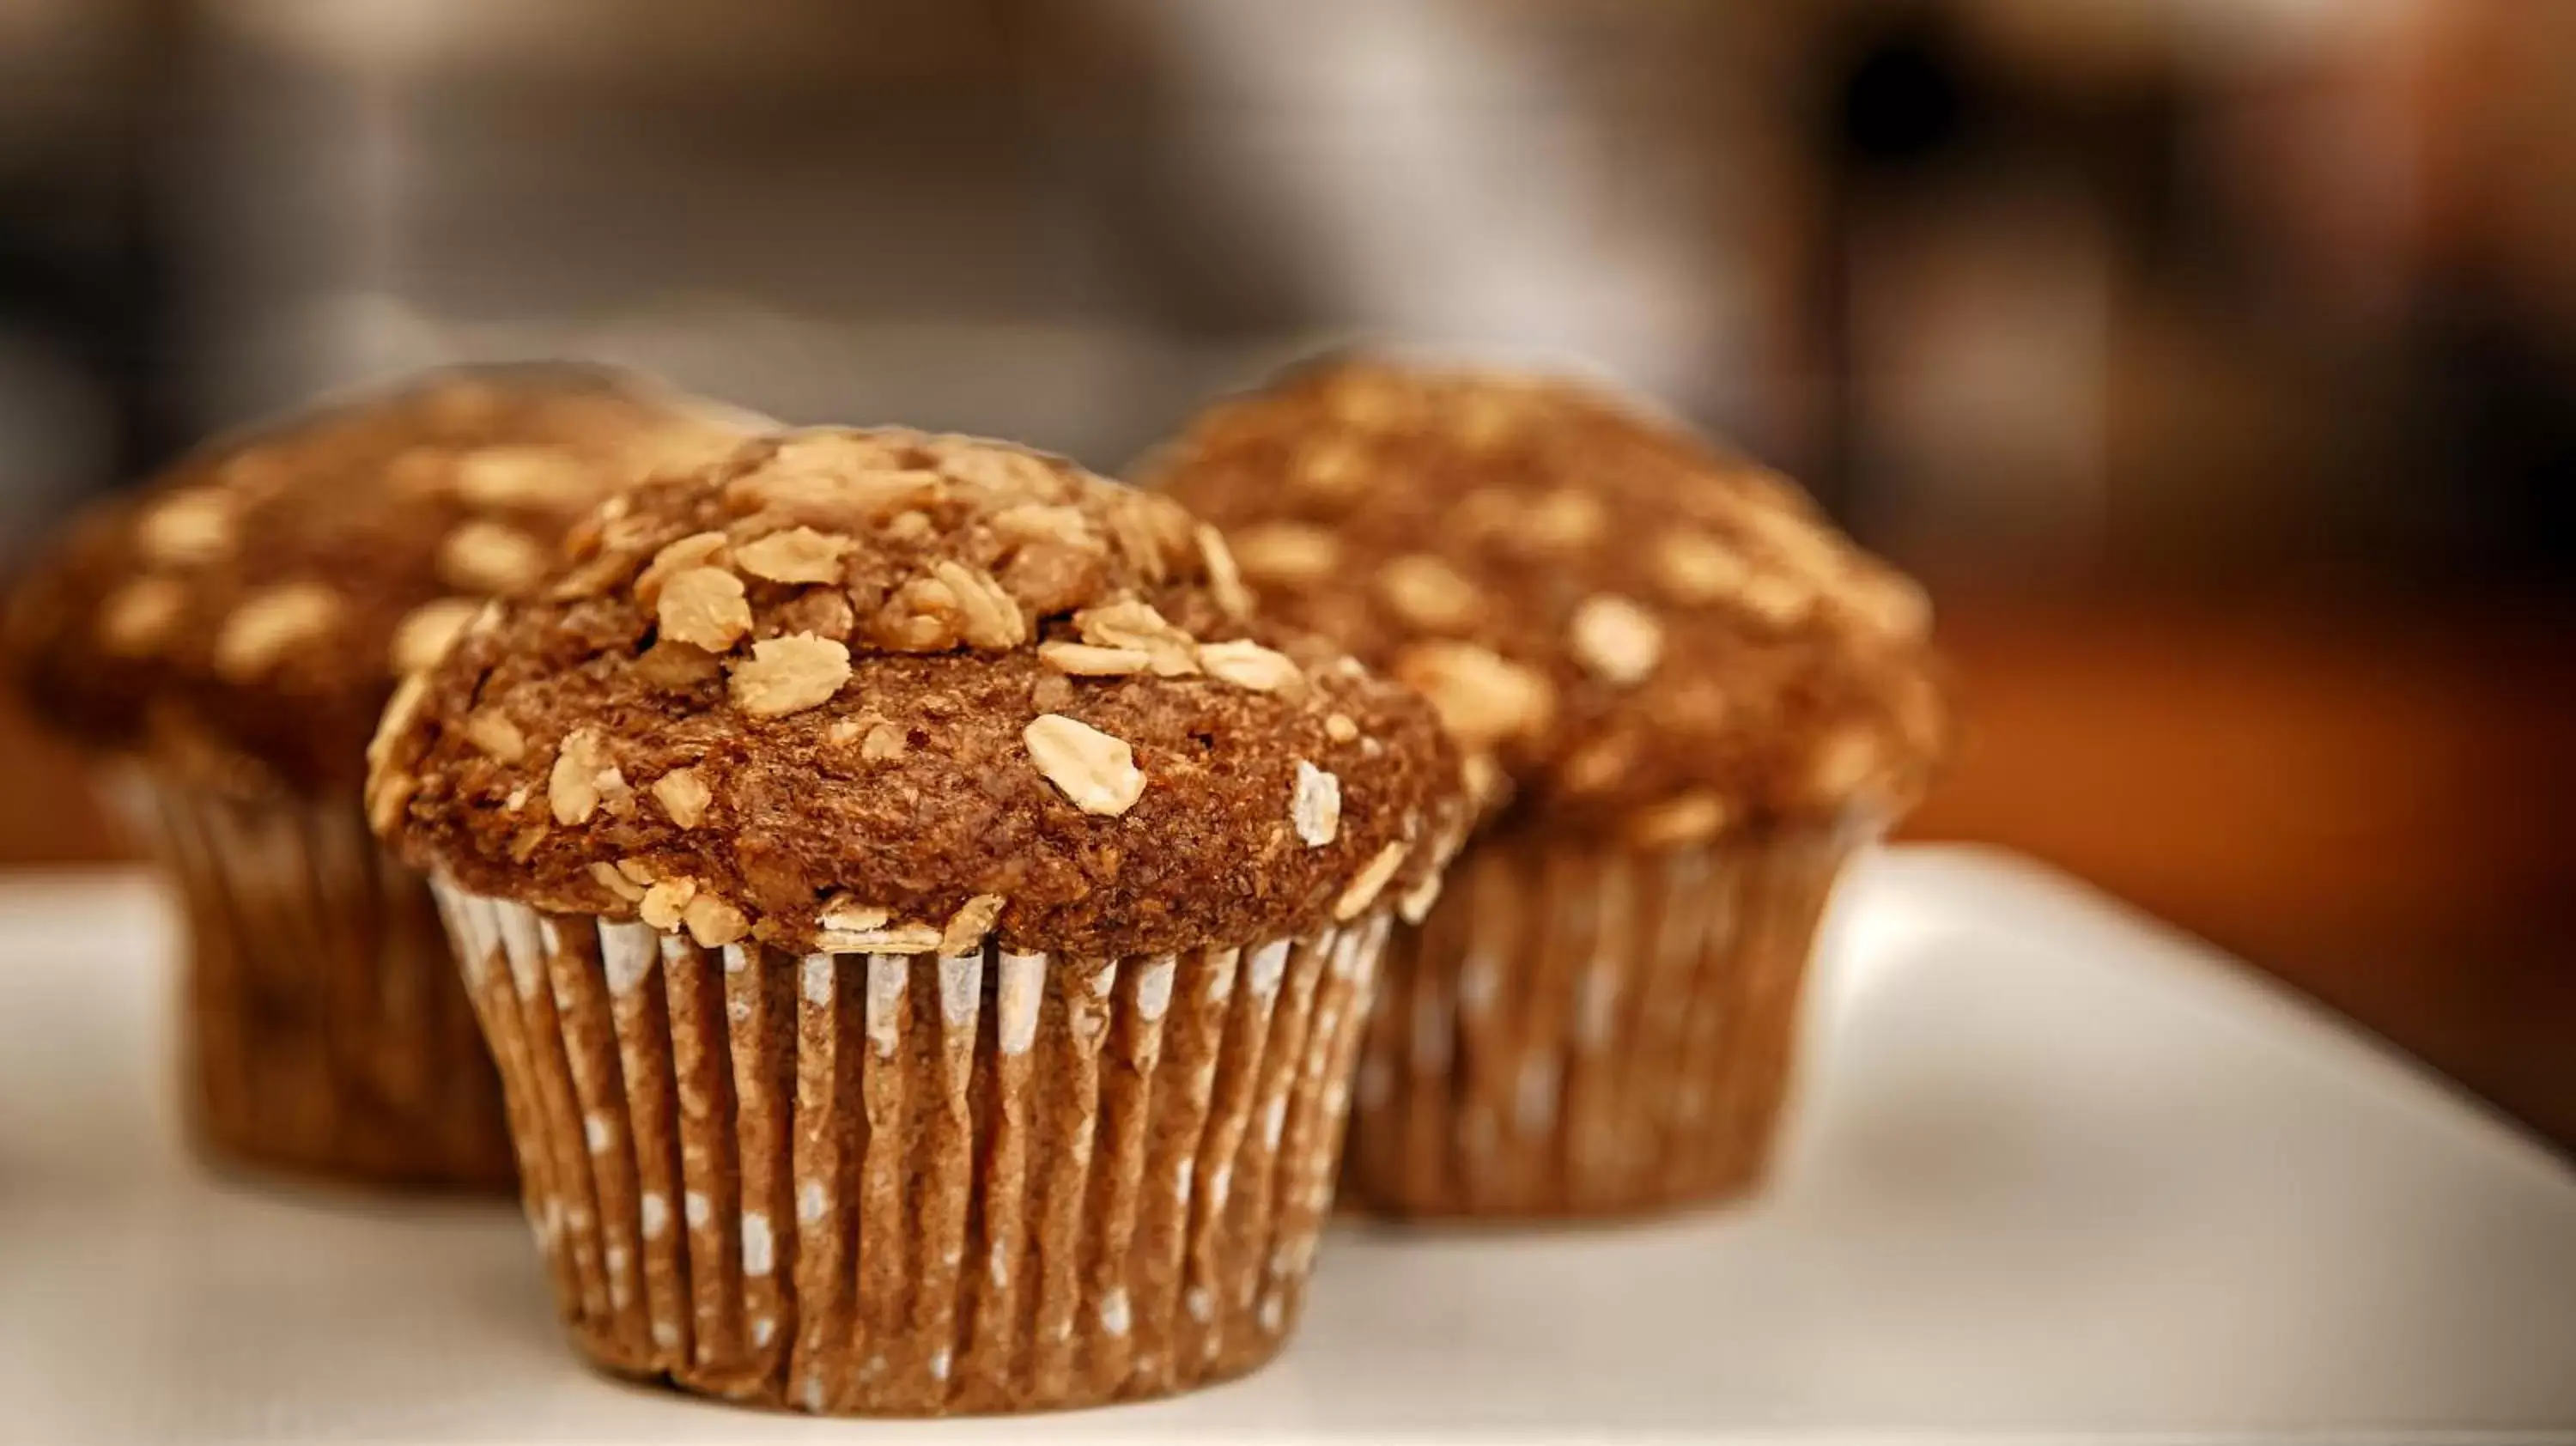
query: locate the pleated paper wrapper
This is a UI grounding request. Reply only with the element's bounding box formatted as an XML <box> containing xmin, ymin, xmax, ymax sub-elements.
<box><xmin>433</xmin><ymin>879</ymin><xmax>1389</xmax><ymax>1416</ymax></box>
<box><xmin>1343</xmin><ymin>823</ymin><xmax>1860</xmax><ymax>1219</ymax></box>
<box><xmin>98</xmin><ymin>764</ymin><xmax>513</xmax><ymax>1188</ymax></box>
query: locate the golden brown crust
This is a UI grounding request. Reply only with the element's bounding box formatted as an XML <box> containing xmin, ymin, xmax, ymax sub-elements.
<box><xmin>372</xmin><ymin>428</ymin><xmax>1467</xmax><ymax>961</ymax></box>
<box><xmin>1141</xmin><ymin>357</ymin><xmax>1951</xmax><ymax>841</ymax></box>
<box><xmin>3</xmin><ymin>364</ymin><xmax>760</xmax><ymax>794</ymax></box>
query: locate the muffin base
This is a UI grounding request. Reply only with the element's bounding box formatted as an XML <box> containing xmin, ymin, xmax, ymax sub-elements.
<box><xmin>1343</xmin><ymin>823</ymin><xmax>1856</xmax><ymax>1220</ymax></box>
<box><xmin>434</xmin><ymin>881</ymin><xmax>1388</xmax><ymax>1417</ymax></box>
<box><xmin>102</xmin><ymin>767</ymin><xmax>514</xmax><ymax>1189</ymax></box>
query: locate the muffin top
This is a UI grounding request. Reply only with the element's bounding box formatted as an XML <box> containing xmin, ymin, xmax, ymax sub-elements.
<box><xmin>1141</xmin><ymin>357</ymin><xmax>1948</xmax><ymax>846</ymax></box>
<box><xmin>3</xmin><ymin>364</ymin><xmax>759</xmax><ymax>795</ymax></box>
<box><xmin>368</xmin><ymin>428</ymin><xmax>1467</xmax><ymax>961</ymax></box>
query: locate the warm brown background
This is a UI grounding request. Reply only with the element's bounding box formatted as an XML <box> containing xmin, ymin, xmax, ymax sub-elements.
<box><xmin>1909</xmin><ymin>593</ymin><xmax>2573</xmax><ymax>1151</ymax></box>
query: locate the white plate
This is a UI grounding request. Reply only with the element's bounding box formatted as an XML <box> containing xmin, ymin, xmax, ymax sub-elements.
<box><xmin>3</xmin><ymin>847</ymin><xmax>2571</xmax><ymax>1444</ymax></box>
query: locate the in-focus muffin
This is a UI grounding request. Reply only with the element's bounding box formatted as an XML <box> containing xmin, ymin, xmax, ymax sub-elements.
<box><xmin>3</xmin><ymin>363</ymin><xmax>760</xmax><ymax>1188</ymax></box>
<box><xmin>367</xmin><ymin>428</ymin><xmax>1465</xmax><ymax>1413</ymax></box>
<box><xmin>1143</xmin><ymin>356</ymin><xmax>1948</xmax><ymax>1220</ymax></box>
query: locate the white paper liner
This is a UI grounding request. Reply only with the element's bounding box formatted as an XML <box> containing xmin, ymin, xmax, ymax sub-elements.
<box><xmin>432</xmin><ymin>878</ymin><xmax>1389</xmax><ymax>1416</ymax></box>
<box><xmin>99</xmin><ymin>766</ymin><xmax>512</xmax><ymax>1187</ymax></box>
<box><xmin>1344</xmin><ymin>823</ymin><xmax>1860</xmax><ymax>1218</ymax></box>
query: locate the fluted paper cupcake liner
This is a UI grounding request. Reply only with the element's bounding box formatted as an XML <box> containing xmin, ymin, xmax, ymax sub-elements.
<box><xmin>99</xmin><ymin>766</ymin><xmax>513</xmax><ymax>1188</ymax></box>
<box><xmin>433</xmin><ymin>880</ymin><xmax>1388</xmax><ymax>1416</ymax></box>
<box><xmin>1343</xmin><ymin>823</ymin><xmax>1857</xmax><ymax>1219</ymax></box>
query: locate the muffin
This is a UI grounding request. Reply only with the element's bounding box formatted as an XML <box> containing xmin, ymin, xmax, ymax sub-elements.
<box><xmin>367</xmin><ymin>428</ymin><xmax>1466</xmax><ymax>1413</ymax></box>
<box><xmin>1143</xmin><ymin>357</ymin><xmax>1948</xmax><ymax>1219</ymax></box>
<box><xmin>3</xmin><ymin>363</ymin><xmax>760</xmax><ymax>1188</ymax></box>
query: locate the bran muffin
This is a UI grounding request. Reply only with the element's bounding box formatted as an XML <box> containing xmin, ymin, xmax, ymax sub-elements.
<box><xmin>3</xmin><ymin>363</ymin><xmax>760</xmax><ymax>1188</ymax></box>
<box><xmin>368</xmin><ymin>427</ymin><xmax>1466</xmax><ymax>1413</ymax></box>
<box><xmin>1143</xmin><ymin>356</ymin><xmax>1948</xmax><ymax>1219</ymax></box>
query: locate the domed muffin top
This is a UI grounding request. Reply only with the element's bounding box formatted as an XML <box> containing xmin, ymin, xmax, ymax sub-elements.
<box><xmin>1142</xmin><ymin>357</ymin><xmax>1948</xmax><ymax>846</ymax></box>
<box><xmin>3</xmin><ymin>363</ymin><xmax>758</xmax><ymax>794</ymax></box>
<box><xmin>369</xmin><ymin>428</ymin><xmax>1467</xmax><ymax>961</ymax></box>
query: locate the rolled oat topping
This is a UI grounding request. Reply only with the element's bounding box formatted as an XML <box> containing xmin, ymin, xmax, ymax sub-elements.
<box><xmin>373</xmin><ymin>427</ymin><xmax>1466</xmax><ymax>958</ymax></box>
<box><xmin>1143</xmin><ymin>356</ymin><xmax>1949</xmax><ymax>836</ymax></box>
<box><xmin>3</xmin><ymin>362</ymin><xmax>762</xmax><ymax>793</ymax></box>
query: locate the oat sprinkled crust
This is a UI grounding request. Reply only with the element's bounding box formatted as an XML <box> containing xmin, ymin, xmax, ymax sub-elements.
<box><xmin>371</xmin><ymin>428</ymin><xmax>1467</xmax><ymax>960</ymax></box>
<box><xmin>1141</xmin><ymin>357</ymin><xmax>1949</xmax><ymax>844</ymax></box>
<box><xmin>3</xmin><ymin>364</ymin><xmax>760</xmax><ymax>794</ymax></box>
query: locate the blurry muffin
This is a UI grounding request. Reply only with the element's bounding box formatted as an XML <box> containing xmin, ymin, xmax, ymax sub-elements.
<box><xmin>1144</xmin><ymin>356</ymin><xmax>1947</xmax><ymax>1219</ymax></box>
<box><xmin>368</xmin><ymin>428</ymin><xmax>1466</xmax><ymax>1413</ymax></box>
<box><xmin>3</xmin><ymin>363</ymin><xmax>760</xmax><ymax>1188</ymax></box>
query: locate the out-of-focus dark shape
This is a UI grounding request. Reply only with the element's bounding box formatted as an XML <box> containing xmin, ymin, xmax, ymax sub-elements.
<box><xmin>0</xmin><ymin>0</ymin><xmax>2566</xmax><ymax>1145</ymax></box>
<box><xmin>0</xmin><ymin>0</ymin><xmax>181</xmax><ymax>565</ymax></box>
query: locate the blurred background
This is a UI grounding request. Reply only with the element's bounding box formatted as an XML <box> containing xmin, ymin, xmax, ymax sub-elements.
<box><xmin>0</xmin><ymin>0</ymin><xmax>2567</xmax><ymax>1142</ymax></box>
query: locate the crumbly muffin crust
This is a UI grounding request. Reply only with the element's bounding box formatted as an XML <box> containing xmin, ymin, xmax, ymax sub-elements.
<box><xmin>3</xmin><ymin>364</ymin><xmax>758</xmax><ymax>794</ymax></box>
<box><xmin>371</xmin><ymin>428</ymin><xmax>1467</xmax><ymax>961</ymax></box>
<box><xmin>1141</xmin><ymin>357</ymin><xmax>1949</xmax><ymax>843</ymax></box>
